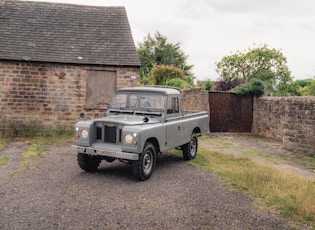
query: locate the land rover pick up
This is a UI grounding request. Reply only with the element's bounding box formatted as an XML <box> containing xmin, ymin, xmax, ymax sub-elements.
<box><xmin>72</xmin><ymin>86</ymin><xmax>209</xmax><ymax>180</ymax></box>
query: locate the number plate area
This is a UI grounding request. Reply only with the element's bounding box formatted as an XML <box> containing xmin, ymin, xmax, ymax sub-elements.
<box><xmin>77</xmin><ymin>147</ymin><xmax>96</xmax><ymax>155</ymax></box>
<box><xmin>72</xmin><ymin>145</ymin><xmax>139</xmax><ymax>160</ymax></box>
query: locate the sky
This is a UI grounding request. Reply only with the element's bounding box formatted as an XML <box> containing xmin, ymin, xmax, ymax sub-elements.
<box><xmin>31</xmin><ymin>0</ymin><xmax>315</xmax><ymax>81</ymax></box>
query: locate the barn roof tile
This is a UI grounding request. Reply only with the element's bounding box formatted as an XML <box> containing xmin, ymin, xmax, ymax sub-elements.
<box><xmin>0</xmin><ymin>1</ymin><xmax>141</xmax><ymax>66</ymax></box>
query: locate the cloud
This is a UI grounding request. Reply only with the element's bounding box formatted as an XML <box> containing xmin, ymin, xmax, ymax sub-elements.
<box><xmin>28</xmin><ymin>0</ymin><xmax>315</xmax><ymax>79</ymax></box>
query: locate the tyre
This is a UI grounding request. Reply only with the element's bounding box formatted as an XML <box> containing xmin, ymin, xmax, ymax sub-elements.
<box><xmin>104</xmin><ymin>156</ymin><xmax>116</xmax><ymax>163</ymax></box>
<box><xmin>182</xmin><ymin>133</ymin><xmax>198</xmax><ymax>160</ymax></box>
<box><xmin>77</xmin><ymin>153</ymin><xmax>101</xmax><ymax>172</ymax></box>
<box><xmin>132</xmin><ymin>142</ymin><xmax>156</xmax><ymax>181</ymax></box>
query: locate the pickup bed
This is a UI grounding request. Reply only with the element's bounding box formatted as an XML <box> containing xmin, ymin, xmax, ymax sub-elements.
<box><xmin>72</xmin><ymin>86</ymin><xmax>208</xmax><ymax>180</ymax></box>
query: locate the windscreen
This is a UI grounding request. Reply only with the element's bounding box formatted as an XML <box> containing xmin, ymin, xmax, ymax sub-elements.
<box><xmin>110</xmin><ymin>93</ymin><xmax>166</xmax><ymax>111</ymax></box>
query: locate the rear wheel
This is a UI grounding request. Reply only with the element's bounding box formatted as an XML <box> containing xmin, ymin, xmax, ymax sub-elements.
<box><xmin>132</xmin><ymin>142</ymin><xmax>156</xmax><ymax>181</ymax></box>
<box><xmin>182</xmin><ymin>133</ymin><xmax>198</xmax><ymax>160</ymax></box>
<box><xmin>77</xmin><ymin>153</ymin><xmax>101</xmax><ymax>172</ymax></box>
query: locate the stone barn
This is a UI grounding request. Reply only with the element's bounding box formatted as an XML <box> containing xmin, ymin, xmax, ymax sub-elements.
<box><xmin>0</xmin><ymin>1</ymin><xmax>141</xmax><ymax>135</ymax></box>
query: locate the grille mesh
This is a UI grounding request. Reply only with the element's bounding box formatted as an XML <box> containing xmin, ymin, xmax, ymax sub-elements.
<box><xmin>104</xmin><ymin>125</ymin><xmax>116</xmax><ymax>143</ymax></box>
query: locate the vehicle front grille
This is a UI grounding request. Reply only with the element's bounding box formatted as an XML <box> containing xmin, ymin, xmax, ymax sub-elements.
<box><xmin>105</xmin><ymin>124</ymin><xmax>117</xmax><ymax>143</ymax></box>
<box><xmin>95</xmin><ymin>122</ymin><xmax>122</xmax><ymax>144</ymax></box>
<box><xmin>96</xmin><ymin>127</ymin><xmax>102</xmax><ymax>140</ymax></box>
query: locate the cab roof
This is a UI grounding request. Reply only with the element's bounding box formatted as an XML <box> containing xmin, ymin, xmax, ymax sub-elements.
<box><xmin>116</xmin><ymin>86</ymin><xmax>181</xmax><ymax>95</ymax></box>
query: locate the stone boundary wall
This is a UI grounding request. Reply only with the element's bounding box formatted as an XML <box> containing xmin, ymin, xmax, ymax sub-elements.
<box><xmin>182</xmin><ymin>88</ymin><xmax>210</xmax><ymax>114</ymax></box>
<box><xmin>183</xmin><ymin>89</ymin><xmax>314</xmax><ymax>155</ymax></box>
<box><xmin>0</xmin><ymin>60</ymin><xmax>139</xmax><ymax>135</ymax></box>
<box><xmin>252</xmin><ymin>96</ymin><xmax>315</xmax><ymax>155</ymax></box>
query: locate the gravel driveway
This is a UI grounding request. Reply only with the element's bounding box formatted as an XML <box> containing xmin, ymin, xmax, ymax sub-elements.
<box><xmin>0</xmin><ymin>138</ymin><xmax>311</xmax><ymax>229</ymax></box>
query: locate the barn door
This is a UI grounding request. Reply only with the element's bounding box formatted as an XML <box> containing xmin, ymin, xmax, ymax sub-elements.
<box><xmin>86</xmin><ymin>70</ymin><xmax>116</xmax><ymax>109</ymax></box>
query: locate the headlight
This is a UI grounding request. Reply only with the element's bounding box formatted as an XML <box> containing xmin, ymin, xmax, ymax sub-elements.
<box><xmin>80</xmin><ymin>129</ymin><xmax>89</xmax><ymax>139</ymax></box>
<box><xmin>124</xmin><ymin>133</ymin><xmax>133</xmax><ymax>144</ymax></box>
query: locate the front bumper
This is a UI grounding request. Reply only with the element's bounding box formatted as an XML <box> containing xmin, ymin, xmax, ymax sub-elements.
<box><xmin>71</xmin><ymin>145</ymin><xmax>139</xmax><ymax>161</ymax></box>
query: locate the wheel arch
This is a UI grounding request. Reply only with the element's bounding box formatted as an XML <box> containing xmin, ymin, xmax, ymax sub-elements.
<box><xmin>144</xmin><ymin>137</ymin><xmax>160</xmax><ymax>154</ymax></box>
<box><xmin>193</xmin><ymin>127</ymin><xmax>201</xmax><ymax>136</ymax></box>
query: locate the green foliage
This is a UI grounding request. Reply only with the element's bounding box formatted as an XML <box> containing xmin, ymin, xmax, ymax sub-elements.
<box><xmin>274</xmin><ymin>82</ymin><xmax>301</xmax><ymax>96</ymax></box>
<box><xmin>165</xmin><ymin>78</ymin><xmax>191</xmax><ymax>89</ymax></box>
<box><xmin>137</xmin><ymin>31</ymin><xmax>193</xmax><ymax>83</ymax></box>
<box><xmin>197</xmin><ymin>79</ymin><xmax>213</xmax><ymax>91</ymax></box>
<box><xmin>216</xmin><ymin>44</ymin><xmax>292</xmax><ymax>91</ymax></box>
<box><xmin>146</xmin><ymin>65</ymin><xmax>184</xmax><ymax>85</ymax></box>
<box><xmin>204</xmin><ymin>80</ymin><xmax>213</xmax><ymax>91</ymax></box>
<box><xmin>295</xmin><ymin>79</ymin><xmax>313</xmax><ymax>88</ymax></box>
<box><xmin>233</xmin><ymin>78</ymin><xmax>265</xmax><ymax>96</ymax></box>
<box><xmin>0</xmin><ymin>156</ymin><xmax>10</xmax><ymax>166</ymax></box>
<box><xmin>308</xmin><ymin>80</ymin><xmax>315</xmax><ymax>95</ymax></box>
<box><xmin>280</xmin><ymin>78</ymin><xmax>315</xmax><ymax>96</ymax></box>
<box><xmin>145</xmin><ymin>65</ymin><xmax>193</xmax><ymax>89</ymax></box>
<box><xmin>0</xmin><ymin>138</ymin><xmax>6</xmax><ymax>151</ymax></box>
<box><xmin>190</xmin><ymin>146</ymin><xmax>315</xmax><ymax>223</ymax></box>
<box><xmin>5</xmin><ymin>119</ymin><xmax>73</xmax><ymax>139</ymax></box>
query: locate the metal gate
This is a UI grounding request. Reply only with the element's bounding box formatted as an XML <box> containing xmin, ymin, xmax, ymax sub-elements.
<box><xmin>209</xmin><ymin>92</ymin><xmax>253</xmax><ymax>132</ymax></box>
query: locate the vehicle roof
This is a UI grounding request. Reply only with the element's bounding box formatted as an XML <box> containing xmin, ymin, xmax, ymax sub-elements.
<box><xmin>116</xmin><ymin>86</ymin><xmax>181</xmax><ymax>95</ymax></box>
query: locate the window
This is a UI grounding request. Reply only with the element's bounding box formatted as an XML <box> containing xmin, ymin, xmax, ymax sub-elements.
<box><xmin>167</xmin><ymin>96</ymin><xmax>179</xmax><ymax>114</ymax></box>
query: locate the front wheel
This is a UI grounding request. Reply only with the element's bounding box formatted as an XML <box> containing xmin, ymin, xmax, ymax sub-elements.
<box><xmin>132</xmin><ymin>142</ymin><xmax>156</xmax><ymax>181</ymax></box>
<box><xmin>182</xmin><ymin>133</ymin><xmax>198</xmax><ymax>160</ymax></box>
<box><xmin>77</xmin><ymin>153</ymin><xmax>101</xmax><ymax>172</ymax></box>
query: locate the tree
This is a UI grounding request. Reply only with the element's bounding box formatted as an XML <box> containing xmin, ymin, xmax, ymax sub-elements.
<box><xmin>233</xmin><ymin>78</ymin><xmax>265</xmax><ymax>97</ymax></box>
<box><xmin>276</xmin><ymin>78</ymin><xmax>315</xmax><ymax>96</ymax></box>
<box><xmin>295</xmin><ymin>79</ymin><xmax>313</xmax><ymax>88</ymax></box>
<box><xmin>137</xmin><ymin>32</ymin><xmax>193</xmax><ymax>83</ymax></box>
<box><xmin>196</xmin><ymin>79</ymin><xmax>213</xmax><ymax>91</ymax></box>
<box><xmin>215</xmin><ymin>44</ymin><xmax>292</xmax><ymax>89</ymax></box>
<box><xmin>274</xmin><ymin>82</ymin><xmax>300</xmax><ymax>96</ymax></box>
<box><xmin>295</xmin><ymin>79</ymin><xmax>314</xmax><ymax>96</ymax></box>
<box><xmin>166</xmin><ymin>78</ymin><xmax>191</xmax><ymax>89</ymax></box>
<box><xmin>145</xmin><ymin>65</ymin><xmax>193</xmax><ymax>88</ymax></box>
<box><xmin>308</xmin><ymin>80</ymin><xmax>315</xmax><ymax>95</ymax></box>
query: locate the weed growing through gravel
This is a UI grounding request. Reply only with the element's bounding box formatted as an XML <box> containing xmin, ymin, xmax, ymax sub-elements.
<box><xmin>0</xmin><ymin>138</ymin><xmax>6</xmax><ymax>151</ymax></box>
<box><xmin>181</xmin><ymin>147</ymin><xmax>315</xmax><ymax>225</ymax></box>
<box><xmin>22</xmin><ymin>143</ymin><xmax>44</xmax><ymax>169</ymax></box>
<box><xmin>0</xmin><ymin>156</ymin><xmax>10</xmax><ymax>166</ymax></box>
<box><xmin>9</xmin><ymin>133</ymin><xmax>72</xmax><ymax>175</ymax></box>
<box><xmin>0</xmin><ymin>138</ymin><xmax>9</xmax><ymax>167</ymax></box>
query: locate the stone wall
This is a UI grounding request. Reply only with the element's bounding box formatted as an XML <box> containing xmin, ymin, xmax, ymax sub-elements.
<box><xmin>0</xmin><ymin>60</ymin><xmax>140</xmax><ymax>135</ymax></box>
<box><xmin>183</xmin><ymin>90</ymin><xmax>314</xmax><ymax>155</ymax></box>
<box><xmin>182</xmin><ymin>88</ymin><xmax>209</xmax><ymax>114</ymax></box>
<box><xmin>252</xmin><ymin>96</ymin><xmax>315</xmax><ymax>155</ymax></box>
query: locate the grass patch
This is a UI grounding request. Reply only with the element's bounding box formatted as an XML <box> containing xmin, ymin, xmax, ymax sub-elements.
<box><xmin>204</xmin><ymin>139</ymin><xmax>234</xmax><ymax>149</ymax></box>
<box><xmin>0</xmin><ymin>156</ymin><xmax>10</xmax><ymax>166</ymax></box>
<box><xmin>5</xmin><ymin>120</ymin><xmax>73</xmax><ymax>139</ymax></box>
<box><xmin>9</xmin><ymin>141</ymin><xmax>45</xmax><ymax>175</ymax></box>
<box><xmin>21</xmin><ymin>143</ymin><xmax>44</xmax><ymax>169</ymax></box>
<box><xmin>0</xmin><ymin>138</ymin><xmax>6</xmax><ymax>151</ymax></box>
<box><xmin>240</xmin><ymin>147</ymin><xmax>262</xmax><ymax>156</ymax></box>
<box><xmin>187</xmin><ymin>147</ymin><xmax>315</xmax><ymax>224</ymax></box>
<box><xmin>9</xmin><ymin>133</ymin><xmax>72</xmax><ymax>175</ymax></box>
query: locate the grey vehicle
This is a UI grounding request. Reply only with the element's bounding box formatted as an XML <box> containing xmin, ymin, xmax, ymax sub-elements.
<box><xmin>72</xmin><ymin>86</ymin><xmax>209</xmax><ymax>180</ymax></box>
